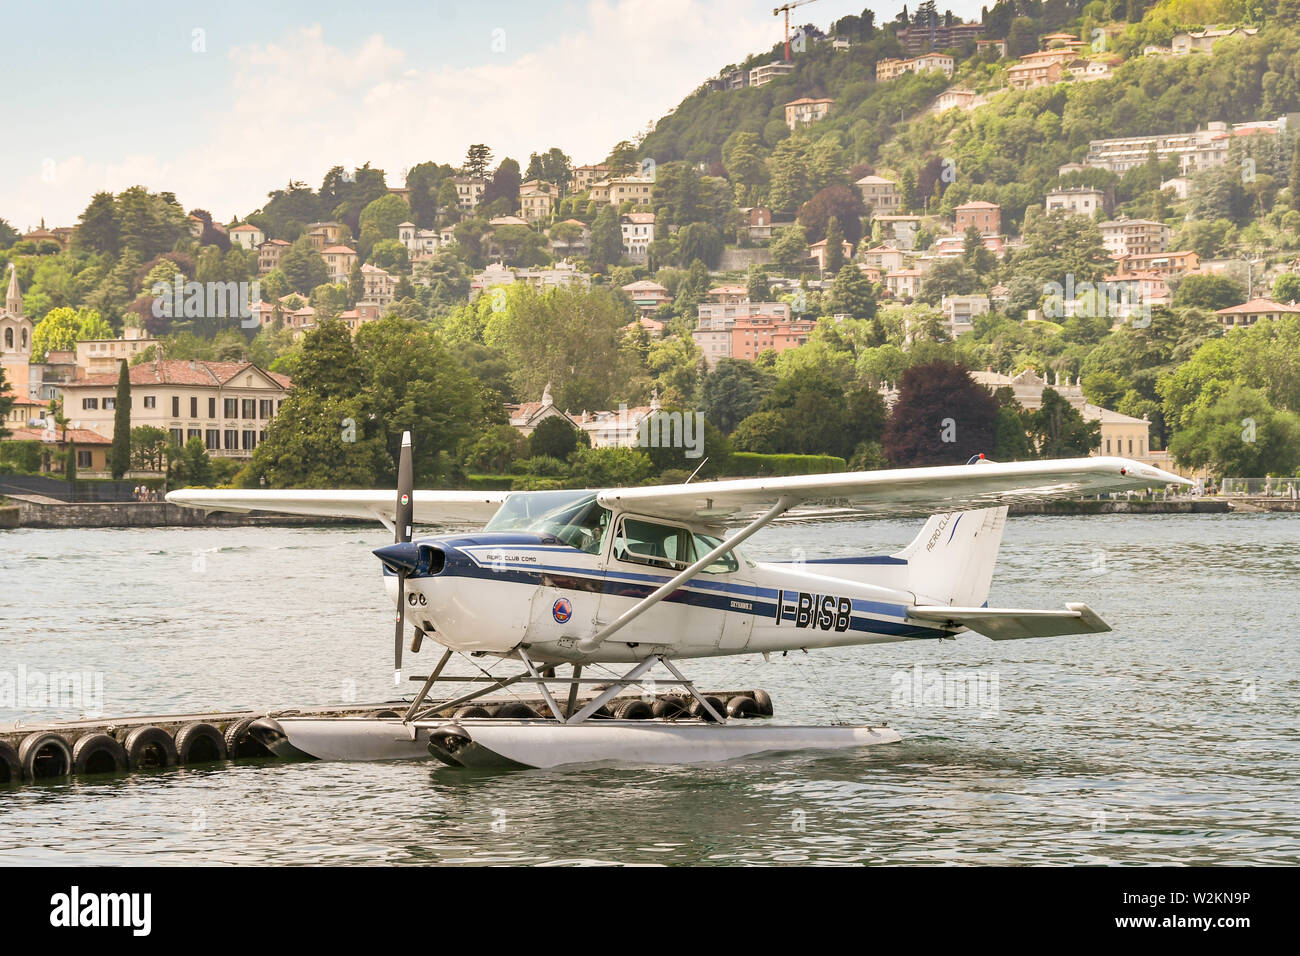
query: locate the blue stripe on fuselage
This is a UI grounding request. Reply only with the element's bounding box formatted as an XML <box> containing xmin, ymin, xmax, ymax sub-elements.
<box><xmin>416</xmin><ymin>549</ymin><xmax>939</xmax><ymax>640</ymax></box>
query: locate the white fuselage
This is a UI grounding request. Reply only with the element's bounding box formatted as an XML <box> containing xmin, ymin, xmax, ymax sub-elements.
<box><xmin>384</xmin><ymin>514</ymin><xmax>951</xmax><ymax>665</ymax></box>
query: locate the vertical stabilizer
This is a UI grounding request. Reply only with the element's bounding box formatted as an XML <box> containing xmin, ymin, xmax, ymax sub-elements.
<box><xmin>892</xmin><ymin>506</ymin><xmax>1008</xmax><ymax>607</ymax></box>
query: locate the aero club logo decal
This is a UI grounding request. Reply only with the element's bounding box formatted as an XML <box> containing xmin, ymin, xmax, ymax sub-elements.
<box><xmin>552</xmin><ymin>597</ymin><xmax>573</xmax><ymax>623</ymax></box>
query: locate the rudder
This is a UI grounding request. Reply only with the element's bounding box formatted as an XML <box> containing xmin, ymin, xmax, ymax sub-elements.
<box><xmin>892</xmin><ymin>506</ymin><xmax>1008</xmax><ymax>607</ymax></box>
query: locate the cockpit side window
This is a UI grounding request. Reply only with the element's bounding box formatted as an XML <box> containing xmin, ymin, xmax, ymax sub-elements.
<box><xmin>692</xmin><ymin>532</ymin><xmax>739</xmax><ymax>574</ymax></box>
<box><xmin>552</xmin><ymin>500</ymin><xmax>610</xmax><ymax>554</ymax></box>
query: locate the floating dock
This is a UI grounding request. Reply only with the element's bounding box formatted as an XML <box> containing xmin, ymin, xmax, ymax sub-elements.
<box><xmin>0</xmin><ymin>687</ymin><xmax>774</xmax><ymax>784</ymax></box>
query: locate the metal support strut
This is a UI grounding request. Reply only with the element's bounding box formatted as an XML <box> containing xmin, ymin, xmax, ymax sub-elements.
<box><xmin>577</xmin><ymin>495</ymin><xmax>798</xmax><ymax>653</ymax></box>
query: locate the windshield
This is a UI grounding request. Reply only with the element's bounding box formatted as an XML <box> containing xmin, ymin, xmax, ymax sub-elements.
<box><xmin>485</xmin><ymin>490</ymin><xmax>610</xmax><ymax>554</ymax></box>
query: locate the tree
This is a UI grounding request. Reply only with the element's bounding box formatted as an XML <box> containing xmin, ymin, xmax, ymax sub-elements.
<box><xmin>437</xmin><ymin>179</ymin><xmax>462</xmax><ymax>223</ymax></box>
<box><xmin>110</xmin><ymin>360</ymin><xmax>131</xmax><ymax>479</ymax></box>
<box><xmin>1168</xmin><ymin>385</ymin><xmax>1300</xmax><ymax>477</ymax></box>
<box><xmin>589</xmin><ymin>206</ymin><xmax>624</xmax><ymax>271</ymax></box>
<box><xmin>770</xmin><ymin>224</ymin><xmax>809</xmax><ymax>272</ymax></box>
<box><xmin>464</xmin><ymin>144</ymin><xmax>493</xmax><ymax>180</ymax></box>
<box><xmin>918</xmin><ymin>258</ymin><xmax>978</xmax><ymax>306</ymax></box>
<box><xmin>746</xmin><ymin>267</ymin><xmax>770</xmax><ymax>303</ymax></box>
<box><xmin>722</xmin><ymin>132</ymin><xmax>768</xmax><ymax>205</ymax></box>
<box><xmin>962</xmin><ymin>226</ymin><xmax>996</xmax><ymax>274</ymax></box>
<box><xmin>358</xmin><ymin>194</ymin><xmax>411</xmax><ymax>241</ymax></box>
<box><xmin>1272</xmin><ymin>273</ymin><xmax>1300</xmax><ymax>304</ymax></box>
<box><xmin>31</xmin><ymin>307</ymin><xmax>113</xmax><ymax>361</ymax></box>
<box><xmin>466</xmin><ymin>424</ymin><xmax>528</xmax><ymax>473</ymax></box>
<box><xmin>115</xmin><ymin>186</ymin><xmax>188</xmax><ymax>260</ymax></box>
<box><xmin>883</xmin><ymin>360</ymin><xmax>998</xmax><ymax>466</ymax></box>
<box><xmin>797</xmin><ymin>186</ymin><xmax>865</xmax><ymax>245</ymax></box>
<box><xmin>1172</xmin><ymin>274</ymin><xmax>1244</xmax><ymax>312</ymax></box>
<box><xmin>483</xmin><ymin>158</ymin><xmax>523</xmax><ymax>212</ymax></box>
<box><xmin>248</xmin><ymin>321</ymin><xmax>386</xmax><ymax>486</ymax></box>
<box><xmin>676</xmin><ymin>222</ymin><xmax>723</xmax><ymax>269</ymax></box>
<box><xmin>1012</xmin><ymin>212</ymin><xmax>1109</xmax><ymax>296</ymax></box>
<box><xmin>1027</xmin><ymin>388</ymin><xmax>1100</xmax><ymax>458</ymax></box>
<box><xmin>529</xmin><ymin>416</ymin><xmax>581</xmax><ymax>460</ymax></box>
<box><xmin>0</xmin><ymin>366</ymin><xmax>13</xmax><ymax>440</ymax></box>
<box><xmin>74</xmin><ymin>192</ymin><xmax>121</xmax><ymax>256</ymax></box>
<box><xmin>731</xmin><ymin>410</ymin><xmax>789</xmax><ymax>453</ymax></box>
<box><xmin>483</xmin><ymin>285</ymin><xmax>638</xmax><ymax>412</ymax></box>
<box><xmin>176</xmin><ymin>436</ymin><xmax>214</xmax><ymax>487</ymax></box>
<box><xmin>130</xmin><ymin>425</ymin><xmax>170</xmax><ymax>472</ymax></box>
<box><xmin>355</xmin><ymin>317</ymin><xmax>494</xmax><ymax>484</ymax></box>
<box><xmin>827</xmin><ymin>264</ymin><xmax>877</xmax><ymax>319</ymax></box>
<box><xmin>823</xmin><ymin>217</ymin><xmax>846</xmax><ymax>274</ymax></box>
<box><xmin>604</xmin><ymin>141</ymin><xmax>637</xmax><ymax>175</ymax></box>
<box><xmin>700</xmin><ymin>358</ymin><xmax>774</xmax><ymax>433</ymax></box>
<box><xmin>280</xmin><ymin>237</ymin><xmax>329</xmax><ymax>294</ymax></box>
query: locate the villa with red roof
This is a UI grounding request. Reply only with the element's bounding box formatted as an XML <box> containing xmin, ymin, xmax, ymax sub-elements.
<box><xmin>59</xmin><ymin>359</ymin><xmax>291</xmax><ymax>460</ymax></box>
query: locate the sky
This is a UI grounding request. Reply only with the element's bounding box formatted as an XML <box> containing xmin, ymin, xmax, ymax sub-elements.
<box><xmin>6</xmin><ymin>0</ymin><xmax>987</xmax><ymax>230</ymax></box>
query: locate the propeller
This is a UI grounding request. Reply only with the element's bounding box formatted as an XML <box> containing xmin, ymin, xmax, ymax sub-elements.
<box><xmin>393</xmin><ymin>431</ymin><xmax>414</xmax><ymax>686</ymax></box>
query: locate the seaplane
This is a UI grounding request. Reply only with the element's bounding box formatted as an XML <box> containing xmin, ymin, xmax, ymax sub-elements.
<box><xmin>168</xmin><ymin>436</ymin><xmax>1188</xmax><ymax>769</ymax></box>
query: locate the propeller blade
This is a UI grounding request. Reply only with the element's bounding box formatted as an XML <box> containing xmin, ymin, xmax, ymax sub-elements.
<box><xmin>395</xmin><ymin>430</ymin><xmax>414</xmax><ymax>544</ymax></box>
<box><xmin>394</xmin><ymin>571</ymin><xmax>405</xmax><ymax>686</ymax></box>
<box><xmin>393</xmin><ymin>431</ymin><xmax>414</xmax><ymax>685</ymax></box>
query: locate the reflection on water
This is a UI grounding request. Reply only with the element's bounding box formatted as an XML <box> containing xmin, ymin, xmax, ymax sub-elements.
<box><xmin>1</xmin><ymin>514</ymin><xmax>1296</xmax><ymax>864</ymax></box>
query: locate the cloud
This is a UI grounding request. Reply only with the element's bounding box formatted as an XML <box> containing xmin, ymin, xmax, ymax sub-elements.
<box><xmin>15</xmin><ymin>0</ymin><xmax>777</xmax><ymax>227</ymax></box>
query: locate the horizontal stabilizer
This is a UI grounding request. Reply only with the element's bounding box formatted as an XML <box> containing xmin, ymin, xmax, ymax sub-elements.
<box><xmin>907</xmin><ymin>602</ymin><xmax>1110</xmax><ymax>640</ymax></box>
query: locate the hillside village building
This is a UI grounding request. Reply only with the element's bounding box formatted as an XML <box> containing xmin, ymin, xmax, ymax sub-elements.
<box><xmin>1084</xmin><ymin>118</ymin><xmax>1286</xmax><ymax>174</ymax></box>
<box><xmin>621</xmin><ymin>212</ymin><xmax>655</xmax><ymax>263</ymax></box>
<box><xmin>74</xmin><ymin>327</ymin><xmax>159</xmax><ymax>376</ymax></box>
<box><xmin>856</xmin><ymin>175</ymin><xmax>901</xmax><ymax>213</ymax></box>
<box><xmin>955</xmin><ymin>200</ymin><xmax>1001</xmax><ymax>236</ymax></box>
<box><xmin>1213</xmin><ymin>298</ymin><xmax>1300</xmax><ymax>328</ymax></box>
<box><xmin>784</xmin><ymin>97</ymin><xmax>834</xmax><ymax>130</ymax></box>
<box><xmin>1099</xmin><ymin>218</ymin><xmax>1171</xmax><ymax>257</ymax></box>
<box><xmin>968</xmin><ymin>368</ymin><xmax>1172</xmax><ymax>468</ymax></box>
<box><xmin>1046</xmin><ymin>187</ymin><xmax>1107</xmax><ymax>218</ymax></box>
<box><xmin>60</xmin><ymin>359</ymin><xmax>291</xmax><ymax>458</ymax></box>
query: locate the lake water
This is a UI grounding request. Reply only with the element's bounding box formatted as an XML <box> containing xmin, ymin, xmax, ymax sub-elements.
<box><xmin>1</xmin><ymin>513</ymin><xmax>1296</xmax><ymax>865</ymax></box>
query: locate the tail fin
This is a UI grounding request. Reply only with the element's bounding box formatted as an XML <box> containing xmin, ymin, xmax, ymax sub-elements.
<box><xmin>893</xmin><ymin>506</ymin><xmax>1008</xmax><ymax>607</ymax></box>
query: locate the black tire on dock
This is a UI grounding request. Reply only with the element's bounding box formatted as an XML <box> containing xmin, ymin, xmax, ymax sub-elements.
<box><xmin>370</xmin><ymin>710</ymin><xmax>400</xmax><ymax>719</ymax></box>
<box><xmin>493</xmin><ymin>702</ymin><xmax>538</xmax><ymax>719</ymax></box>
<box><xmin>173</xmin><ymin>723</ymin><xmax>227</xmax><ymax>765</ymax></box>
<box><xmin>71</xmin><ymin>733</ymin><xmax>128</xmax><ymax>775</ymax></box>
<box><xmin>224</xmin><ymin>717</ymin><xmax>273</xmax><ymax>759</ymax></box>
<box><xmin>651</xmin><ymin>697</ymin><xmax>687</xmax><ymax>719</ymax></box>
<box><xmin>18</xmin><ymin>732</ymin><xmax>73</xmax><ymax>780</ymax></box>
<box><xmin>453</xmin><ymin>706</ymin><xmax>491</xmax><ymax>718</ymax></box>
<box><xmin>614</xmin><ymin>699</ymin><xmax>654</xmax><ymax>720</ymax></box>
<box><xmin>750</xmin><ymin>689</ymin><xmax>774</xmax><ymax>717</ymax></box>
<box><xmin>688</xmin><ymin>696</ymin><xmax>726</xmax><ymax>722</ymax></box>
<box><xmin>0</xmin><ymin>741</ymin><xmax>22</xmax><ymax>783</ymax></box>
<box><xmin>124</xmin><ymin>726</ymin><xmax>177</xmax><ymax>771</ymax></box>
<box><xmin>726</xmin><ymin>696</ymin><xmax>760</xmax><ymax>719</ymax></box>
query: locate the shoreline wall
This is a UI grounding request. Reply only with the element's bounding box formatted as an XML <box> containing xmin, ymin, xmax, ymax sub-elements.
<box><xmin>5</xmin><ymin>499</ymin><xmax>368</xmax><ymax>529</ymax></box>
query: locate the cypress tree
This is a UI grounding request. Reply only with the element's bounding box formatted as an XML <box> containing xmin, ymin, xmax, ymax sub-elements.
<box><xmin>111</xmin><ymin>359</ymin><xmax>131</xmax><ymax>479</ymax></box>
<box><xmin>1290</xmin><ymin>140</ymin><xmax>1300</xmax><ymax>212</ymax></box>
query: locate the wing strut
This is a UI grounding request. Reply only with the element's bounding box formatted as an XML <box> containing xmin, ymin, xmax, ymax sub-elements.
<box><xmin>577</xmin><ymin>494</ymin><xmax>798</xmax><ymax>653</ymax></box>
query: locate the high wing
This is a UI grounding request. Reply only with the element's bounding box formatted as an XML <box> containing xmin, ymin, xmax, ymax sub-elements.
<box><xmin>165</xmin><ymin>488</ymin><xmax>508</xmax><ymax>528</ymax></box>
<box><xmin>598</xmin><ymin>456</ymin><xmax>1189</xmax><ymax>523</ymax></box>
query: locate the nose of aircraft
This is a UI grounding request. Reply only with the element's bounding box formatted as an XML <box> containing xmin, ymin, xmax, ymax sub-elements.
<box><xmin>374</xmin><ymin>541</ymin><xmax>420</xmax><ymax>574</ymax></box>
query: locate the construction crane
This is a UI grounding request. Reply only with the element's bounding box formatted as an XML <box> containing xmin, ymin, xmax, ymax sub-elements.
<box><xmin>773</xmin><ymin>0</ymin><xmax>819</xmax><ymax>61</ymax></box>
